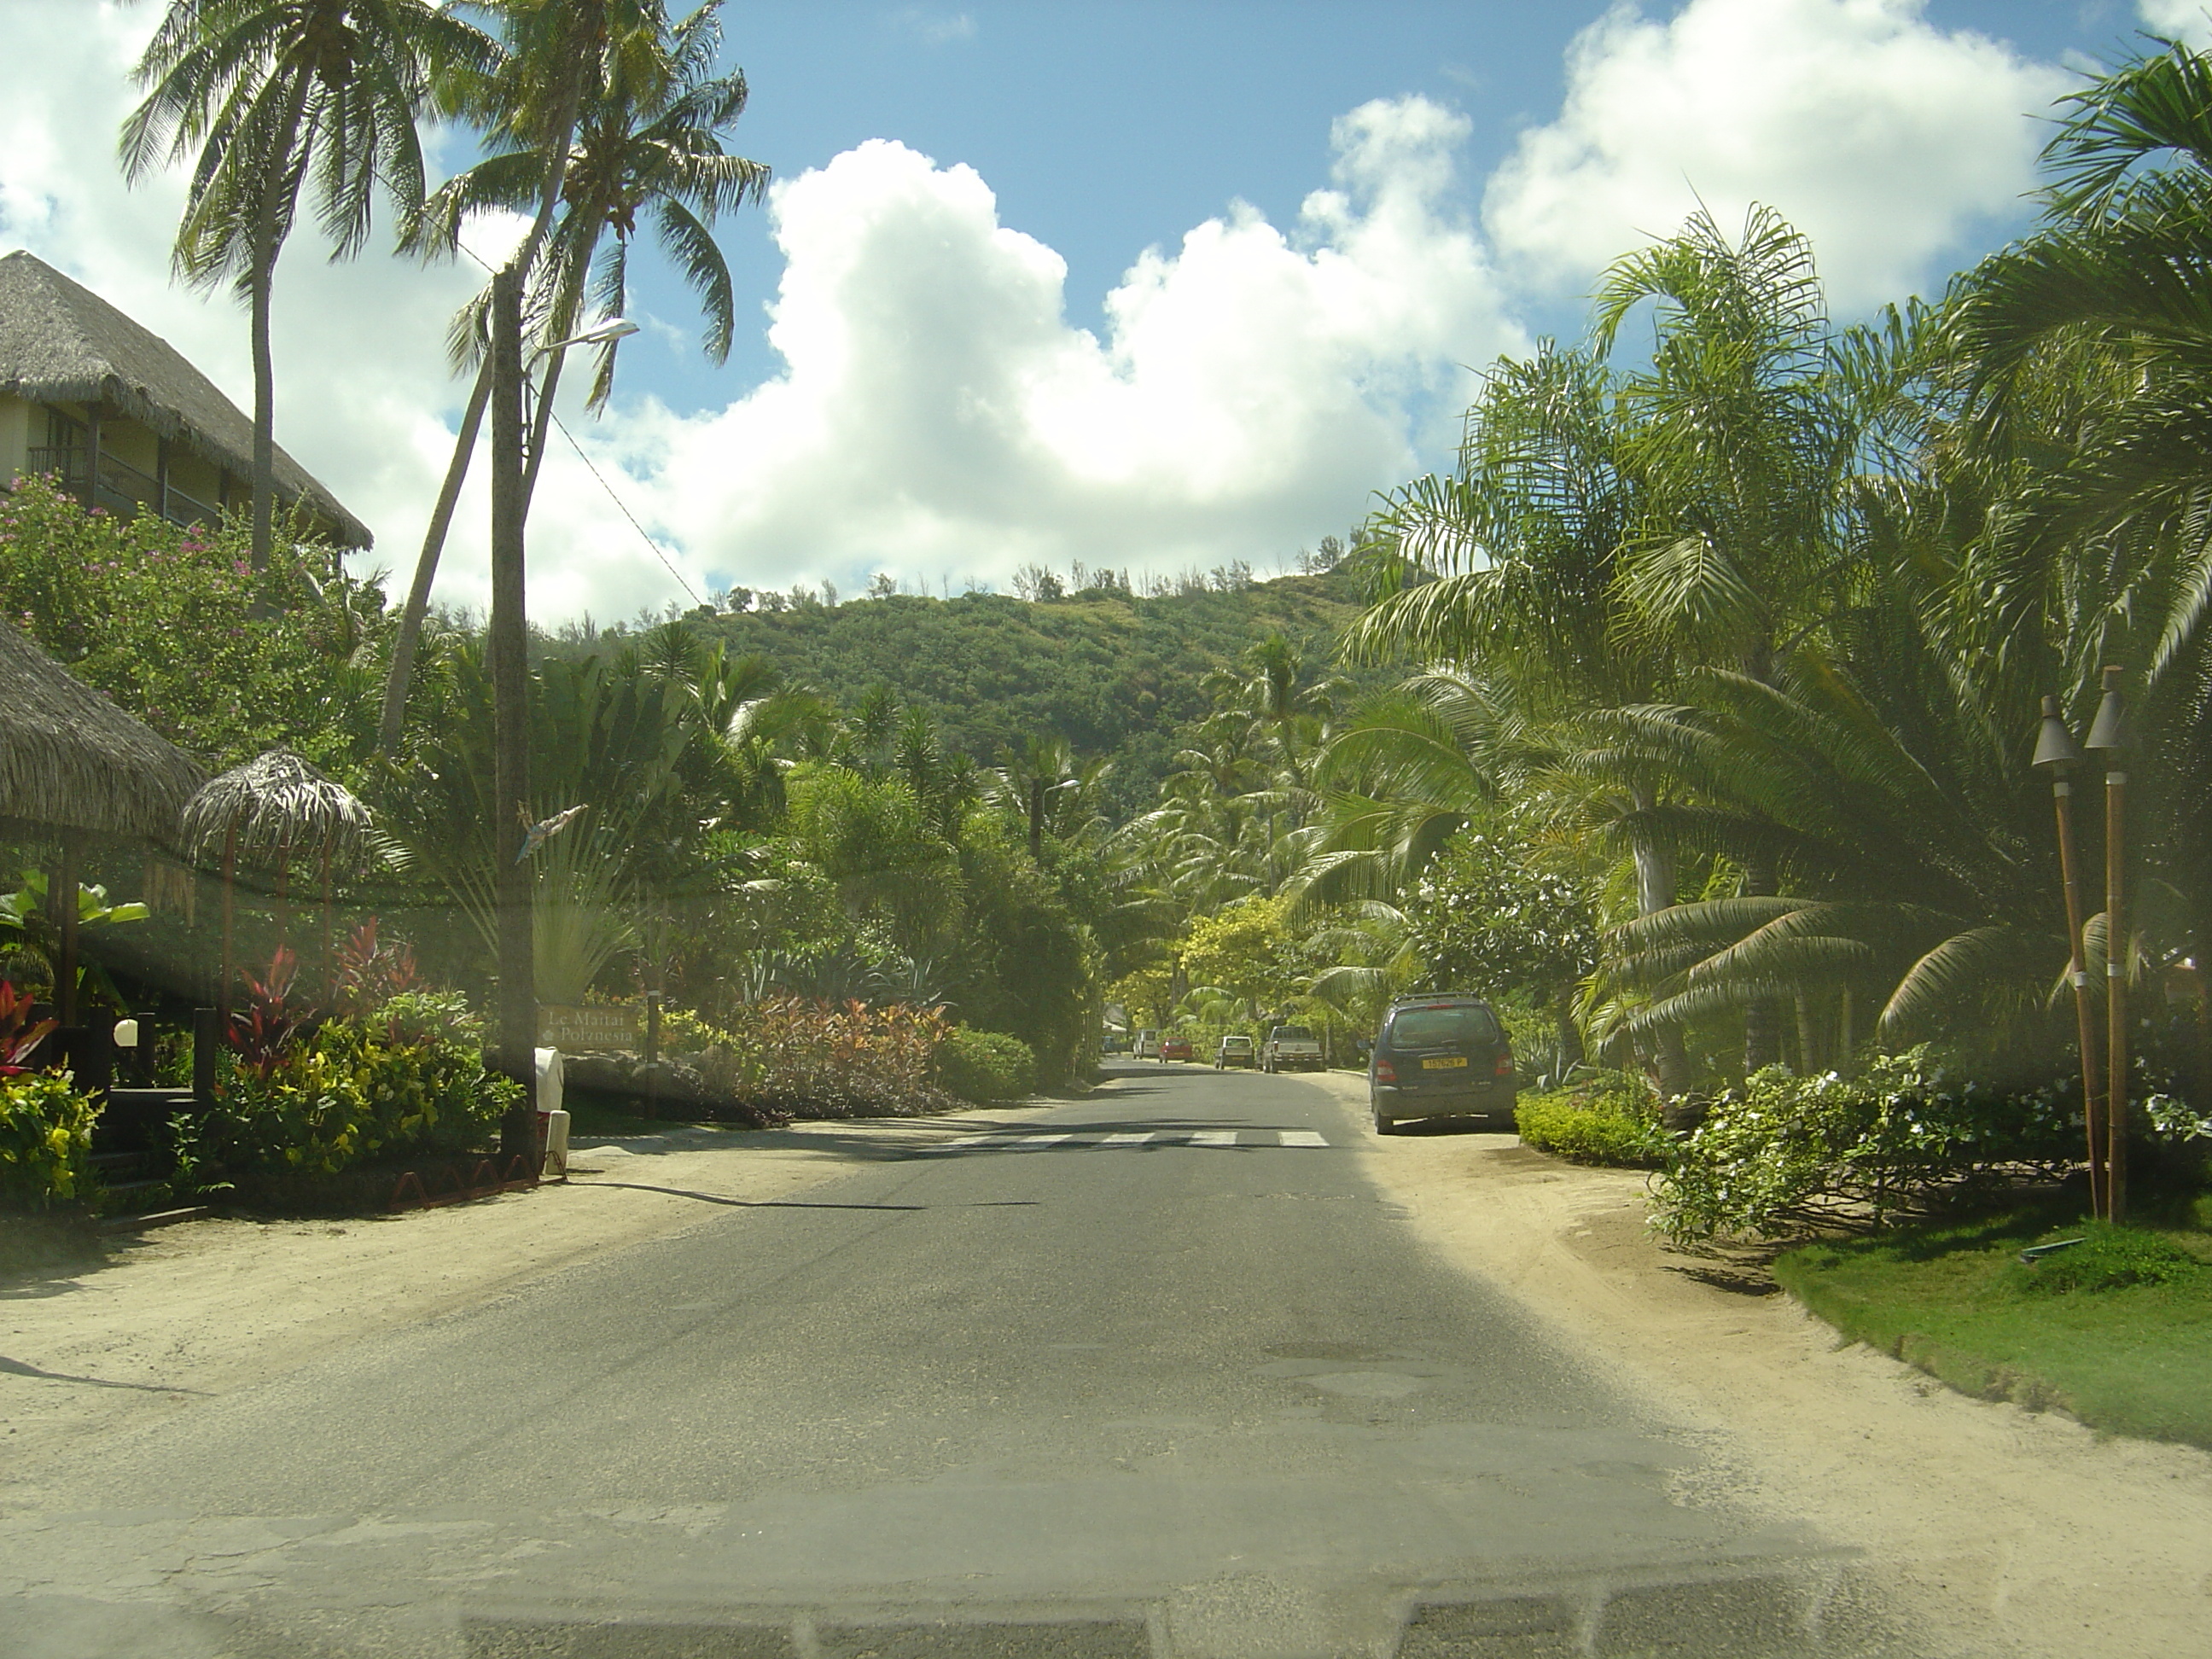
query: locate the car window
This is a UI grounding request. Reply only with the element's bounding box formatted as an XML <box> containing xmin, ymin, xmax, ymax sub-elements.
<box><xmin>1273</xmin><ymin>1026</ymin><xmax>1313</xmax><ymax>1040</ymax></box>
<box><xmin>1386</xmin><ymin>1005</ymin><xmax>1498</xmax><ymax>1048</ymax></box>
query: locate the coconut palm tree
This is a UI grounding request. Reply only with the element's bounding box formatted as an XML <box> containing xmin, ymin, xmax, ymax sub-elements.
<box><xmin>120</xmin><ymin>0</ymin><xmax>496</xmax><ymax>570</ymax></box>
<box><xmin>378</xmin><ymin>0</ymin><xmax>748</xmax><ymax>754</ymax></box>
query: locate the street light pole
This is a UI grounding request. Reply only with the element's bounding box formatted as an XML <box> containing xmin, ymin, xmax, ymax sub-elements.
<box><xmin>2033</xmin><ymin>696</ymin><xmax>2105</xmax><ymax>1219</ymax></box>
<box><xmin>2084</xmin><ymin>666</ymin><xmax>2131</xmax><ymax>1224</ymax></box>
<box><xmin>490</xmin><ymin>265</ymin><xmax>536</xmax><ymax>1160</ymax></box>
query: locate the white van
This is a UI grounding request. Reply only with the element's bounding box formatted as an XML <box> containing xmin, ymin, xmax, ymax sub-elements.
<box><xmin>1133</xmin><ymin>1028</ymin><xmax>1161</xmax><ymax>1059</ymax></box>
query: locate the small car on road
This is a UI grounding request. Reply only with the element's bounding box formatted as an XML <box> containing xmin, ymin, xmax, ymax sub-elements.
<box><xmin>1159</xmin><ymin>1035</ymin><xmax>1194</xmax><ymax>1062</ymax></box>
<box><xmin>1214</xmin><ymin>1034</ymin><xmax>1256</xmax><ymax>1068</ymax></box>
<box><xmin>1133</xmin><ymin>1028</ymin><xmax>1160</xmax><ymax>1060</ymax></box>
<box><xmin>1260</xmin><ymin>1024</ymin><xmax>1324</xmax><ymax>1072</ymax></box>
<box><xmin>1368</xmin><ymin>993</ymin><xmax>1516</xmax><ymax>1133</ymax></box>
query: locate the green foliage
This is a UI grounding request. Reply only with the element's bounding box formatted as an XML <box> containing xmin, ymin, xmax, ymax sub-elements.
<box><xmin>191</xmin><ymin>1011</ymin><xmax>509</xmax><ymax>1180</ymax></box>
<box><xmin>953</xmin><ymin>826</ymin><xmax>1097</xmax><ymax>1086</ymax></box>
<box><xmin>0</xmin><ymin>1071</ymin><xmax>100</xmax><ymax>1210</ymax></box>
<box><xmin>1652</xmin><ymin>1048</ymin><xmax>2083</xmax><ymax>1243</ymax></box>
<box><xmin>2005</xmin><ymin>1224</ymin><xmax>2205</xmax><ymax>1297</ymax></box>
<box><xmin>933</xmin><ymin>1027</ymin><xmax>1037</xmax><ymax>1103</ymax></box>
<box><xmin>0</xmin><ymin>475</ymin><xmax>388</xmax><ymax>769</ymax></box>
<box><xmin>682</xmin><ymin>573</ymin><xmax>1371</xmax><ymax>816</ymax></box>
<box><xmin>1408</xmin><ymin>832</ymin><xmax>1600</xmax><ymax>1003</ymax></box>
<box><xmin>682</xmin><ymin>998</ymin><xmax>959</xmax><ymax>1120</ymax></box>
<box><xmin>1514</xmin><ymin>1073</ymin><xmax>1668</xmax><ymax>1168</ymax></box>
<box><xmin>1774</xmin><ymin>1206</ymin><xmax>2212</xmax><ymax>1447</ymax></box>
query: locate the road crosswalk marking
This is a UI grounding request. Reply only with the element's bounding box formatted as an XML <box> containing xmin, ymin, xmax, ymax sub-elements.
<box><xmin>936</xmin><ymin>1128</ymin><xmax>1329</xmax><ymax>1150</ymax></box>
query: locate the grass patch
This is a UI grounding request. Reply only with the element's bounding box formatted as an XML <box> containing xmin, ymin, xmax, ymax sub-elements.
<box><xmin>1515</xmin><ymin>1072</ymin><xmax>1668</xmax><ymax>1167</ymax></box>
<box><xmin>1773</xmin><ymin>1196</ymin><xmax>2212</xmax><ymax>1448</ymax></box>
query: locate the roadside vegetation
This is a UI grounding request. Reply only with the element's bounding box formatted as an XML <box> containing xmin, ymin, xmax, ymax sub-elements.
<box><xmin>4</xmin><ymin>3</ymin><xmax>2212</xmax><ymax>1442</ymax></box>
<box><xmin>1774</xmin><ymin>1205</ymin><xmax>2212</xmax><ymax>1448</ymax></box>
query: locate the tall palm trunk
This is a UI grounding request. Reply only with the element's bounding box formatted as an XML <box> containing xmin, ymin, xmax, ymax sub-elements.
<box><xmin>1740</xmin><ymin>853</ymin><xmax>1783</xmax><ymax>1073</ymax></box>
<box><xmin>375</xmin><ymin>72</ymin><xmax>584</xmax><ymax>754</ymax></box>
<box><xmin>247</xmin><ymin>253</ymin><xmax>276</xmax><ymax>571</ymax></box>
<box><xmin>1631</xmin><ymin>787</ymin><xmax>1694</xmax><ymax>1103</ymax></box>
<box><xmin>377</xmin><ymin>364</ymin><xmax>491</xmax><ymax>751</ymax></box>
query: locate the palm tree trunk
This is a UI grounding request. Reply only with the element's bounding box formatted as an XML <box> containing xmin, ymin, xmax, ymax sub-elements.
<box><xmin>490</xmin><ymin>264</ymin><xmax>536</xmax><ymax>1156</ymax></box>
<box><xmin>1630</xmin><ymin>791</ymin><xmax>1693</xmax><ymax>1100</ymax></box>
<box><xmin>1741</xmin><ymin>854</ymin><xmax>1782</xmax><ymax>1074</ymax></box>
<box><xmin>521</xmin><ymin>346</ymin><xmax>566</xmax><ymax>517</ymax></box>
<box><xmin>248</xmin><ymin>251</ymin><xmax>277</xmax><ymax>572</ymax></box>
<box><xmin>377</xmin><ymin>361</ymin><xmax>492</xmax><ymax>753</ymax></box>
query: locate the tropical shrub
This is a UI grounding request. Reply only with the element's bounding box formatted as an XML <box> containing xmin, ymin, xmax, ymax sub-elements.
<box><xmin>0</xmin><ymin>1070</ymin><xmax>100</xmax><ymax>1209</ymax></box>
<box><xmin>1515</xmin><ymin>1071</ymin><xmax>1668</xmax><ymax>1168</ymax></box>
<box><xmin>194</xmin><ymin>1006</ymin><xmax>514</xmax><ymax>1180</ymax></box>
<box><xmin>1650</xmin><ymin>1048</ymin><xmax>2082</xmax><ymax>1243</ymax></box>
<box><xmin>684</xmin><ymin>997</ymin><xmax>964</xmax><ymax>1120</ymax></box>
<box><xmin>934</xmin><ymin>1027</ymin><xmax>1037</xmax><ymax>1103</ymax></box>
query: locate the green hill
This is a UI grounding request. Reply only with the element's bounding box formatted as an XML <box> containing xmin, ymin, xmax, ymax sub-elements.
<box><xmin>686</xmin><ymin>571</ymin><xmax>1370</xmax><ymax>815</ymax></box>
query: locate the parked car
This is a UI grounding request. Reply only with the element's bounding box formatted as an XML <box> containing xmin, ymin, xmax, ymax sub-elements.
<box><xmin>1367</xmin><ymin>994</ymin><xmax>1516</xmax><ymax>1134</ymax></box>
<box><xmin>1133</xmin><ymin>1028</ymin><xmax>1160</xmax><ymax>1060</ymax></box>
<box><xmin>1260</xmin><ymin>1024</ymin><xmax>1324</xmax><ymax>1073</ymax></box>
<box><xmin>1214</xmin><ymin>1034</ymin><xmax>1256</xmax><ymax>1068</ymax></box>
<box><xmin>1159</xmin><ymin>1035</ymin><xmax>1194</xmax><ymax>1062</ymax></box>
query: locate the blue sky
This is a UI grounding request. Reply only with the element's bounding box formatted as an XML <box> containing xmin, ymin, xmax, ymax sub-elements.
<box><xmin>629</xmin><ymin>0</ymin><xmax>2145</xmax><ymax>417</ymax></box>
<box><xmin>0</xmin><ymin>1</ymin><xmax>2198</xmax><ymax>617</ymax></box>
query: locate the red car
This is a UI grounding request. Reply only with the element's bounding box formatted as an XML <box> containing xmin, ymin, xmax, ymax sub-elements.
<box><xmin>1158</xmin><ymin>1036</ymin><xmax>1194</xmax><ymax>1062</ymax></box>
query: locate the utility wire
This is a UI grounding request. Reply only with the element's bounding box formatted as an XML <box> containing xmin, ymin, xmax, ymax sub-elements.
<box><xmin>550</xmin><ymin>410</ymin><xmax>703</xmax><ymax>605</ymax></box>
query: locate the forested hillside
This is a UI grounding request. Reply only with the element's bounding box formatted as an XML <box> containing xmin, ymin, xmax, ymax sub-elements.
<box><xmin>681</xmin><ymin>570</ymin><xmax>1371</xmax><ymax>814</ymax></box>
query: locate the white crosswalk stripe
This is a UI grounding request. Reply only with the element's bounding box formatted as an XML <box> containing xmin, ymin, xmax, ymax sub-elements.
<box><xmin>935</xmin><ymin>1128</ymin><xmax>1330</xmax><ymax>1150</ymax></box>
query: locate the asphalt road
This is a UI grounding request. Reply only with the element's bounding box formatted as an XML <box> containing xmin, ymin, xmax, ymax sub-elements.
<box><xmin>4</xmin><ymin>1064</ymin><xmax>1916</xmax><ymax>1658</ymax></box>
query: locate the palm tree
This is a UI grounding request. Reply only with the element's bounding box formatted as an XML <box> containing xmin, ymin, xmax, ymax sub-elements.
<box><xmin>120</xmin><ymin>0</ymin><xmax>495</xmax><ymax>569</ymax></box>
<box><xmin>375</xmin><ymin>0</ymin><xmax>766</xmax><ymax>753</ymax></box>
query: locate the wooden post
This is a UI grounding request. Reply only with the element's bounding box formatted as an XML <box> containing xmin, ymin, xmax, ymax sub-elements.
<box><xmin>218</xmin><ymin>824</ymin><xmax>237</xmax><ymax>1025</ymax></box>
<box><xmin>83</xmin><ymin>405</ymin><xmax>101</xmax><ymax>511</ymax></box>
<box><xmin>192</xmin><ymin>1005</ymin><xmax>217</xmax><ymax>1103</ymax></box>
<box><xmin>54</xmin><ymin>835</ymin><xmax>79</xmax><ymax>1027</ymax></box>
<box><xmin>2052</xmin><ymin>771</ymin><xmax>2107</xmax><ymax>1218</ymax></box>
<box><xmin>156</xmin><ymin>435</ymin><xmax>170</xmax><ymax>522</ymax></box>
<box><xmin>2106</xmin><ymin>756</ymin><xmax>2129</xmax><ymax>1224</ymax></box>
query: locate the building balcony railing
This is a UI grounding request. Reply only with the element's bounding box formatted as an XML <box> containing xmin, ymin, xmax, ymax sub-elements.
<box><xmin>21</xmin><ymin>445</ymin><xmax>223</xmax><ymax>531</ymax></box>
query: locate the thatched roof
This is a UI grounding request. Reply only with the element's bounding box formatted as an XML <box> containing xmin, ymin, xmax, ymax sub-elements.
<box><xmin>0</xmin><ymin>250</ymin><xmax>372</xmax><ymax>549</ymax></box>
<box><xmin>0</xmin><ymin>619</ymin><xmax>206</xmax><ymax>844</ymax></box>
<box><xmin>182</xmin><ymin>748</ymin><xmax>373</xmax><ymax>870</ymax></box>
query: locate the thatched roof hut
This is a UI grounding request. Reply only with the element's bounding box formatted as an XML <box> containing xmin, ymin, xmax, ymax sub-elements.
<box><xmin>0</xmin><ymin>250</ymin><xmax>371</xmax><ymax>549</ymax></box>
<box><xmin>0</xmin><ymin>618</ymin><xmax>206</xmax><ymax>844</ymax></box>
<box><xmin>182</xmin><ymin>748</ymin><xmax>372</xmax><ymax>870</ymax></box>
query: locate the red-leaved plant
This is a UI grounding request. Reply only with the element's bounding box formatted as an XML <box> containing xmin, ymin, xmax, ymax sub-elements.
<box><xmin>330</xmin><ymin>918</ymin><xmax>421</xmax><ymax>1019</ymax></box>
<box><xmin>229</xmin><ymin>946</ymin><xmax>315</xmax><ymax>1080</ymax></box>
<box><xmin>0</xmin><ymin>980</ymin><xmax>57</xmax><ymax>1076</ymax></box>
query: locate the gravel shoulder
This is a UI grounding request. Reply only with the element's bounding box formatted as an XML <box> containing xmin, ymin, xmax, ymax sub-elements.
<box><xmin>1295</xmin><ymin>1068</ymin><xmax>2212</xmax><ymax>1659</ymax></box>
<box><xmin>0</xmin><ymin>1105</ymin><xmax>1059</xmax><ymax>1473</ymax></box>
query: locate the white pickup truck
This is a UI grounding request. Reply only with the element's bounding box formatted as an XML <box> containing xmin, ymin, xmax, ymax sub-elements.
<box><xmin>1260</xmin><ymin>1023</ymin><xmax>1324</xmax><ymax>1073</ymax></box>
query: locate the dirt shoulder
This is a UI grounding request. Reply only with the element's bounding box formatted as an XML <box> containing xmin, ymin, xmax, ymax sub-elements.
<box><xmin>1297</xmin><ymin>1070</ymin><xmax>2212</xmax><ymax>1659</ymax></box>
<box><xmin>0</xmin><ymin>1104</ymin><xmax>1057</xmax><ymax>1475</ymax></box>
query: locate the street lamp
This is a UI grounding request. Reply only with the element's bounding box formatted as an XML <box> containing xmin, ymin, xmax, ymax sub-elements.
<box><xmin>2083</xmin><ymin>666</ymin><xmax>2131</xmax><ymax>1223</ymax></box>
<box><xmin>2033</xmin><ymin>695</ymin><xmax>2106</xmax><ymax>1219</ymax></box>
<box><xmin>532</xmin><ymin>317</ymin><xmax>639</xmax><ymax>358</ymax></box>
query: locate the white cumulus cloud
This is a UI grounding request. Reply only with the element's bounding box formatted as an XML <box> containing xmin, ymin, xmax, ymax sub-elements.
<box><xmin>1483</xmin><ymin>0</ymin><xmax>2068</xmax><ymax>310</ymax></box>
<box><xmin>2140</xmin><ymin>2</ymin><xmax>2212</xmax><ymax>44</ymax></box>
<box><xmin>608</xmin><ymin>95</ymin><xmax>1517</xmax><ymax>601</ymax></box>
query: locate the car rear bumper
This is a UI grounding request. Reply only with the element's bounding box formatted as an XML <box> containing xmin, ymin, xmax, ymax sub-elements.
<box><xmin>1372</xmin><ymin>1079</ymin><xmax>1518</xmax><ymax>1121</ymax></box>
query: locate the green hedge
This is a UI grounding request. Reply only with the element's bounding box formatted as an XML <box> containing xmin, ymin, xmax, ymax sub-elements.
<box><xmin>933</xmin><ymin>1027</ymin><xmax>1037</xmax><ymax>1103</ymax></box>
<box><xmin>0</xmin><ymin>1071</ymin><xmax>100</xmax><ymax>1209</ymax></box>
<box><xmin>1514</xmin><ymin>1071</ymin><xmax>1668</xmax><ymax>1167</ymax></box>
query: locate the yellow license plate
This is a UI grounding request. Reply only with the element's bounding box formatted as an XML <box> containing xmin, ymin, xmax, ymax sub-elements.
<box><xmin>1422</xmin><ymin>1056</ymin><xmax>1469</xmax><ymax>1069</ymax></box>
